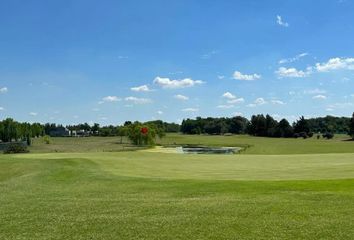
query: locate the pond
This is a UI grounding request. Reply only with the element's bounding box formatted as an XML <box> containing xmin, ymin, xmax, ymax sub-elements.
<box><xmin>177</xmin><ymin>146</ymin><xmax>241</xmax><ymax>154</ymax></box>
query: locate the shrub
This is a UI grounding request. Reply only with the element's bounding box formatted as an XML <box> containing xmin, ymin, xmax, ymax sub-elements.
<box><xmin>322</xmin><ymin>132</ymin><xmax>334</xmax><ymax>139</ymax></box>
<box><xmin>43</xmin><ymin>135</ymin><xmax>51</xmax><ymax>144</ymax></box>
<box><xmin>3</xmin><ymin>143</ymin><xmax>29</xmax><ymax>154</ymax></box>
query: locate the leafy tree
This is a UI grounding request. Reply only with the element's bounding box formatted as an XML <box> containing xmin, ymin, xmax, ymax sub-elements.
<box><xmin>274</xmin><ymin>119</ymin><xmax>294</xmax><ymax>138</ymax></box>
<box><xmin>293</xmin><ymin>116</ymin><xmax>310</xmax><ymax>134</ymax></box>
<box><xmin>349</xmin><ymin>112</ymin><xmax>354</xmax><ymax>139</ymax></box>
<box><xmin>117</xmin><ymin>126</ymin><xmax>127</xmax><ymax>144</ymax></box>
<box><xmin>126</xmin><ymin>122</ymin><xmax>164</xmax><ymax>146</ymax></box>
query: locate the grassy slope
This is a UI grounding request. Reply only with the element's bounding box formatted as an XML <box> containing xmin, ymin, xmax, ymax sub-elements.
<box><xmin>1</xmin><ymin>152</ymin><xmax>354</xmax><ymax>239</ymax></box>
<box><xmin>160</xmin><ymin>133</ymin><xmax>354</xmax><ymax>154</ymax></box>
<box><xmin>30</xmin><ymin>133</ymin><xmax>354</xmax><ymax>155</ymax></box>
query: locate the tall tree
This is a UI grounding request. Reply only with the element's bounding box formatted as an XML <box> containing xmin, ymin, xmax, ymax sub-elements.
<box><xmin>349</xmin><ymin>112</ymin><xmax>354</xmax><ymax>139</ymax></box>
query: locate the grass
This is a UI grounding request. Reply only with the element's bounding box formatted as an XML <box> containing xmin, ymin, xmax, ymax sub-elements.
<box><xmin>1</xmin><ymin>135</ymin><xmax>354</xmax><ymax>239</ymax></box>
<box><xmin>31</xmin><ymin>133</ymin><xmax>354</xmax><ymax>155</ymax></box>
<box><xmin>1</xmin><ymin>151</ymin><xmax>354</xmax><ymax>239</ymax></box>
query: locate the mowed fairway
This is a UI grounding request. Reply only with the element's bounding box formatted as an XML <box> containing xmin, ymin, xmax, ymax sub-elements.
<box><xmin>1</xmin><ymin>149</ymin><xmax>354</xmax><ymax>239</ymax></box>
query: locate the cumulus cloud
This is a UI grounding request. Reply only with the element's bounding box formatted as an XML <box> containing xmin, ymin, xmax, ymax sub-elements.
<box><xmin>157</xmin><ymin>110</ymin><xmax>163</xmax><ymax>115</ymax></box>
<box><xmin>227</xmin><ymin>98</ymin><xmax>245</xmax><ymax>104</ymax></box>
<box><xmin>217</xmin><ymin>75</ymin><xmax>225</xmax><ymax>80</ymax></box>
<box><xmin>315</xmin><ymin>57</ymin><xmax>354</xmax><ymax>72</ymax></box>
<box><xmin>248</xmin><ymin>98</ymin><xmax>267</xmax><ymax>107</ymax></box>
<box><xmin>0</xmin><ymin>87</ymin><xmax>8</xmax><ymax>93</ymax></box>
<box><xmin>312</xmin><ymin>95</ymin><xmax>327</xmax><ymax>100</ymax></box>
<box><xmin>0</xmin><ymin>107</ymin><xmax>4</xmax><ymax>111</ymax></box>
<box><xmin>276</xmin><ymin>15</ymin><xmax>289</xmax><ymax>27</ymax></box>
<box><xmin>279</xmin><ymin>53</ymin><xmax>308</xmax><ymax>64</ymax></box>
<box><xmin>125</xmin><ymin>96</ymin><xmax>152</xmax><ymax>104</ymax></box>
<box><xmin>154</xmin><ymin>77</ymin><xmax>204</xmax><ymax>89</ymax></box>
<box><xmin>29</xmin><ymin>112</ymin><xmax>38</xmax><ymax>116</ymax></box>
<box><xmin>131</xmin><ymin>85</ymin><xmax>151</xmax><ymax>92</ymax></box>
<box><xmin>222</xmin><ymin>92</ymin><xmax>236</xmax><ymax>99</ymax></box>
<box><xmin>181</xmin><ymin>108</ymin><xmax>199</xmax><ymax>112</ymax></box>
<box><xmin>101</xmin><ymin>96</ymin><xmax>121</xmax><ymax>103</ymax></box>
<box><xmin>276</xmin><ymin>67</ymin><xmax>311</xmax><ymax>78</ymax></box>
<box><xmin>174</xmin><ymin>94</ymin><xmax>189</xmax><ymax>101</ymax></box>
<box><xmin>221</xmin><ymin>92</ymin><xmax>244</xmax><ymax>104</ymax></box>
<box><xmin>233</xmin><ymin>71</ymin><xmax>261</xmax><ymax>81</ymax></box>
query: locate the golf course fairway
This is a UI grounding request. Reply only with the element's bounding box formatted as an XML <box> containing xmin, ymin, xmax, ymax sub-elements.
<box><xmin>1</xmin><ymin>151</ymin><xmax>354</xmax><ymax>239</ymax></box>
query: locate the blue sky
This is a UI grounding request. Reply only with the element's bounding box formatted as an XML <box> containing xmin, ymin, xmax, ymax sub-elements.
<box><xmin>0</xmin><ymin>0</ymin><xmax>354</xmax><ymax>125</ymax></box>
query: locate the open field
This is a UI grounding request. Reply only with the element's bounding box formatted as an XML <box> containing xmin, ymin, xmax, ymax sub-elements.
<box><xmin>1</xmin><ymin>150</ymin><xmax>354</xmax><ymax>239</ymax></box>
<box><xmin>1</xmin><ymin>135</ymin><xmax>354</xmax><ymax>239</ymax></box>
<box><xmin>30</xmin><ymin>133</ymin><xmax>354</xmax><ymax>155</ymax></box>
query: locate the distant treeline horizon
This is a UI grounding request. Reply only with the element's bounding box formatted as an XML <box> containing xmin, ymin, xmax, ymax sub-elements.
<box><xmin>1</xmin><ymin>113</ymin><xmax>354</xmax><ymax>142</ymax></box>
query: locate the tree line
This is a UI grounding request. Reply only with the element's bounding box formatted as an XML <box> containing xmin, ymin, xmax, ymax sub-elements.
<box><xmin>181</xmin><ymin>113</ymin><xmax>354</xmax><ymax>139</ymax></box>
<box><xmin>1</xmin><ymin>113</ymin><xmax>354</xmax><ymax>144</ymax></box>
<box><xmin>0</xmin><ymin>118</ymin><xmax>44</xmax><ymax>145</ymax></box>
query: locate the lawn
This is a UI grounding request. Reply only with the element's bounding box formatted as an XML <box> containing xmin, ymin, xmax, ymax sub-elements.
<box><xmin>30</xmin><ymin>133</ymin><xmax>354</xmax><ymax>155</ymax></box>
<box><xmin>1</xmin><ymin>149</ymin><xmax>354</xmax><ymax>239</ymax></box>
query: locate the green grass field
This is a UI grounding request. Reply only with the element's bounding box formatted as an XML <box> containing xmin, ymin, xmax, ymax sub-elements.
<box><xmin>1</xmin><ymin>135</ymin><xmax>354</xmax><ymax>239</ymax></box>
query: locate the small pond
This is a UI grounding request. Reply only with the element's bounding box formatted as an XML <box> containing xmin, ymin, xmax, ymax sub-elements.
<box><xmin>177</xmin><ymin>146</ymin><xmax>241</xmax><ymax>154</ymax></box>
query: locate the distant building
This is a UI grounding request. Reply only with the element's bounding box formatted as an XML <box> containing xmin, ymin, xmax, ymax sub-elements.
<box><xmin>71</xmin><ymin>129</ymin><xmax>91</xmax><ymax>137</ymax></box>
<box><xmin>49</xmin><ymin>126</ymin><xmax>71</xmax><ymax>137</ymax></box>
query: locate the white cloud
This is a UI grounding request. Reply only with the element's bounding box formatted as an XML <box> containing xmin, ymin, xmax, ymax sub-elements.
<box><xmin>0</xmin><ymin>87</ymin><xmax>8</xmax><ymax>93</ymax></box>
<box><xmin>271</xmin><ymin>100</ymin><xmax>285</xmax><ymax>105</ymax></box>
<box><xmin>326</xmin><ymin>108</ymin><xmax>334</xmax><ymax>112</ymax></box>
<box><xmin>217</xmin><ymin>105</ymin><xmax>234</xmax><ymax>109</ymax></box>
<box><xmin>276</xmin><ymin>15</ymin><xmax>289</xmax><ymax>27</ymax></box>
<box><xmin>276</xmin><ymin>67</ymin><xmax>310</xmax><ymax>78</ymax></box>
<box><xmin>181</xmin><ymin>108</ymin><xmax>199</xmax><ymax>112</ymax></box>
<box><xmin>153</xmin><ymin>77</ymin><xmax>204</xmax><ymax>89</ymax></box>
<box><xmin>248</xmin><ymin>97</ymin><xmax>267</xmax><ymax>107</ymax></box>
<box><xmin>279</xmin><ymin>53</ymin><xmax>308</xmax><ymax>64</ymax></box>
<box><xmin>254</xmin><ymin>97</ymin><xmax>267</xmax><ymax>105</ymax></box>
<box><xmin>131</xmin><ymin>85</ymin><xmax>151</xmax><ymax>92</ymax></box>
<box><xmin>233</xmin><ymin>71</ymin><xmax>261</xmax><ymax>81</ymax></box>
<box><xmin>312</xmin><ymin>95</ymin><xmax>327</xmax><ymax>100</ymax></box>
<box><xmin>227</xmin><ymin>98</ymin><xmax>245</xmax><ymax>104</ymax></box>
<box><xmin>217</xmin><ymin>75</ymin><xmax>225</xmax><ymax>80</ymax></box>
<box><xmin>125</xmin><ymin>96</ymin><xmax>152</xmax><ymax>104</ymax></box>
<box><xmin>222</xmin><ymin>92</ymin><xmax>236</xmax><ymax>99</ymax></box>
<box><xmin>316</xmin><ymin>57</ymin><xmax>354</xmax><ymax>72</ymax></box>
<box><xmin>101</xmin><ymin>96</ymin><xmax>121</xmax><ymax>103</ymax></box>
<box><xmin>157</xmin><ymin>110</ymin><xmax>163</xmax><ymax>115</ymax></box>
<box><xmin>174</xmin><ymin>94</ymin><xmax>189</xmax><ymax>101</ymax></box>
<box><xmin>29</xmin><ymin>112</ymin><xmax>38</xmax><ymax>116</ymax></box>
<box><xmin>0</xmin><ymin>107</ymin><xmax>4</xmax><ymax>111</ymax></box>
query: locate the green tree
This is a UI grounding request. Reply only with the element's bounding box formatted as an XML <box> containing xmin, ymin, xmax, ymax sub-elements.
<box><xmin>349</xmin><ymin>112</ymin><xmax>354</xmax><ymax>139</ymax></box>
<box><xmin>118</xmin><ymin>126</ymin><xmax>127</xmax><ymax>144</ymax></box>
<box><xmin>126</xmin><ymin>122</ymin><xmax>164</xmax><ymax>146</ymax></box>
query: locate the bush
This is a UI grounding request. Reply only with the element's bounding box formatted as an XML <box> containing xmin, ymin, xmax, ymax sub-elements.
<box><xmin>43</xmin><ymin>135</ymin><xmax>51</xmax><ymax>144</ymax></box>
<box><xmin>3</xmin><ymin>143</ymin><xmax>29</xmax><ymax>154</ymax></box>
<box><xmin>322</xmin><ymin>132</ymin><xmax>334</xmax><ymax>139</ymax></box>
<box><xmin>294</xmin><ymin>132</ymin><xmax>308</xmax><ymax>139</ymax></box>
